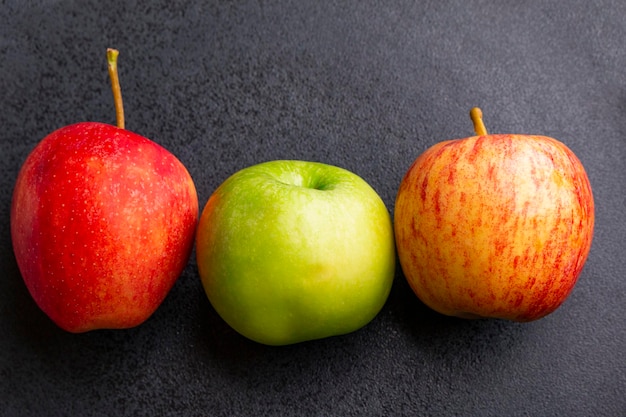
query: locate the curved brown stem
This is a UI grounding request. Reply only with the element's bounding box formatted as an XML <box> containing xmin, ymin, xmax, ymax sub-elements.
<box><xmin>107</xmin><ymin>48</ymin><xmax>125</xmax><ymax>129</ymax></box>
<box><xmin>470</xmin><ymin>107</ymin><xmax>487</xmax><ymax>136</ymax></box>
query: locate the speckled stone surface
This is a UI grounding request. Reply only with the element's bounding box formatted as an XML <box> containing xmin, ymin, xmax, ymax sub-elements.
<box><xmin>1</xmin><ymin>1</ymin><xmax>624</xmax><ymax>416</ymax></box>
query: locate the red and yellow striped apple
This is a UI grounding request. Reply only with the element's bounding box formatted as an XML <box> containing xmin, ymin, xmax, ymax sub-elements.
<box><xmin>10</xmin><ymin>50</ymin><xmax>198</xmax><ymax>332</ymax></box>
<box><xmin>394</xmin><ymin>108</ymin><xmax>594</xmax><ymax>321</ymax></box>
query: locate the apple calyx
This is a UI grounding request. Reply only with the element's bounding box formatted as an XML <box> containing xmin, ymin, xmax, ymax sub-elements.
<box><xmin>106</xmin><ymin>48</ymin><xmax>125</xmax><ymax>129</ymax></box>
<box><xmin>470</xmin><ymin>107</ymin><xmax>488</xmax><ymax>136</ymax></box>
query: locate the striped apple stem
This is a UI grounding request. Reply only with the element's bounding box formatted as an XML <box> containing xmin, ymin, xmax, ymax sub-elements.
<box><xmin>106</xmin><ymin>48</ymin><xmax>125</xmax><ymax>129</ymax></box>
<box><xmin>470</xmin><ymin>107</ymin><xmax>487</xmax><ymax>136</ymax></box>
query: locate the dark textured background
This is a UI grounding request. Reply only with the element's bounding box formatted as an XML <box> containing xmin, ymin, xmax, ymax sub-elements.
<box><xmin>1</xmin><ymin>1</ymin><xmax>624</xmax><ymax>416</ymax></box>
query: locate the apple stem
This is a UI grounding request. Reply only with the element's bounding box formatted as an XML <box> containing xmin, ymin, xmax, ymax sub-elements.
<box><xmin>106</xmin><ymin>48</ymin><xmax>125</xmax><ymax>130</ymax></box>
<box><xmin>470</xmin><ymin>107</ymin><xmax>488</xmax><ymax>136</ymax></box>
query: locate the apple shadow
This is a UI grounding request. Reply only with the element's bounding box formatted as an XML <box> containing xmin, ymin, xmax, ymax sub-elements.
<box><xmin>385</xmin><ymin>267</ymin><xmax>530</xmax><ymax>360</ymax></box>
<box><xmin>1</xmin><ymin>247</ymin><xmax>61</xmax><ymax>344</ymax></box>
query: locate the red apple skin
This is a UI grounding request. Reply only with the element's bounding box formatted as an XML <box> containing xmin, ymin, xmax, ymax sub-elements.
<box><xmin>11</xmin><ymin>122</ymin><xmax>199</xmax><ymax>332</ymax></box>
<box><xmin>394</xmin><ymin>134</ymin><xmax>594</xmax><ymax>321</ymax></box>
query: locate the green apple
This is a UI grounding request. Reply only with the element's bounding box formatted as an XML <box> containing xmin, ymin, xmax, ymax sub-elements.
<box><xmin>196</xmin><ymin>160</ymin><xmax>396</xmax><ymax>345</ymax></box>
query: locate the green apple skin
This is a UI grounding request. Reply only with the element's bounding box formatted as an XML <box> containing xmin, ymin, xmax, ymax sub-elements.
<box><xmin>196</xmin><ymin>160</ymin><xmax>396</xmax><ymax>346</ymax></box>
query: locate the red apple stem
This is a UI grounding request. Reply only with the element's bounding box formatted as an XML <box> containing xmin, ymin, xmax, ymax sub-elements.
<box><xmin>470</xmin><ymin>107</ymin><xmax>488</xmax><ymax>136</ymax></box>
<box><xmin>106</xmin><ymin>48</ymin><xmax>125</xmax><ymax>130</ymax></box>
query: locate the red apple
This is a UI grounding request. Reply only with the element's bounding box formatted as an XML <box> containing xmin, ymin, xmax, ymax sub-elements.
<box><xmin>10</xmin><ymin>49</ymin><xmax>198</xmax><ymax>332</ymax></box>
<box><xmin>394</xmin><ymin>108</ymin><xmax>594</xmax><ymax>321</ymax></box>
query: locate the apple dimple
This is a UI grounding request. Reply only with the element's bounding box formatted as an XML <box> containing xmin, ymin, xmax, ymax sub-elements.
<box><xmin>305</xmin><ymin>175</ymin><xmax>335</xmax><ymax>191</ymax></box>
<box><xmin>262</xmin><ymin>161</ymin><xmax>342</xmax><ymax>192</ymax></box>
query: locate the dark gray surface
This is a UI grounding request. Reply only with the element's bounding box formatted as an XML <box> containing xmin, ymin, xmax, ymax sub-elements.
<box><xmin>1</xmin><ymin>1</ymin><xmax>624</xmax><ymax>416</ymax></box>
